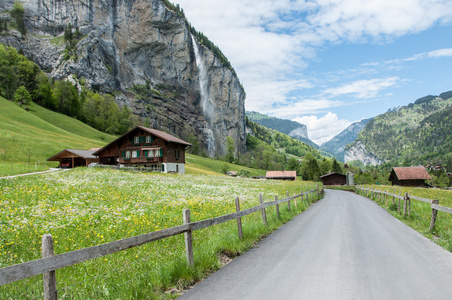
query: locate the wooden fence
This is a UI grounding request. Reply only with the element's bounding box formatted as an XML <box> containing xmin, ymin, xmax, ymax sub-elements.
<box><xmin>0</xmin><ymin>186</ymin><xmax>323</xmax><ymax>299</ymax></box>
<box><xmin>356</xmin><ymin>187</ymin><xmax>452</xmax><ymax>231</ymax></box>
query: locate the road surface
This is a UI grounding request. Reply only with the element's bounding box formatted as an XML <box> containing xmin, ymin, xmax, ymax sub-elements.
<box><xmin>179</xmin><ymin>189</ymin><xmax>452</xmax><ymax>299</ymax></box>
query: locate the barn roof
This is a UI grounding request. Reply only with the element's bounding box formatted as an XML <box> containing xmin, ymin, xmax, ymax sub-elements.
<box><xmin>266</xmin><ymin>171</ymin><xmax>297</xmax><ymax>178</ymax></box>
<box><xmin>320</xmin><ymin>172</ymin><xmax>346</xmax><ymax>178</ymax></box>
<box><xmin>390</xmin><ymin>167</ymin><xmax>431</xmax><ymax>181</ymax></box>
<box><xmin>47</xmin><ymin>149</ymin><xmax>97</xmax><ymax>161</ymax></box>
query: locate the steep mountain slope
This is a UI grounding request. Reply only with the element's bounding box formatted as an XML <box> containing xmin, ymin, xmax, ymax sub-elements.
<box><xmin>321</xmin><ymin>119</ymin><xmax>370</xmax><ymax>162</ymax></box>
<box><xmin>0</xmin><ymin>96</ymin><xmax>115</xmax><ymax>162</ymax></box>
<box><xmin>246</xmin><ymin>111</ymin><xmax>318</xmax><ymax>149</ymax></box>
<box><xmin>0</xmin><ymin>0</ymin><xmax>245</xmax><ymax>157</ymax></box>
<box><xmin>345</xmin><ymin>93</ymin><xmax>452</xmax><ymax>165</ymax></box>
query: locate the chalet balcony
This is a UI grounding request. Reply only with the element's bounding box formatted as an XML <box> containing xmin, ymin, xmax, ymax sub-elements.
<box><xmin>119</xmin><ymin>157</ymin><xmax>163</xmax><ymax>164</ymax></box>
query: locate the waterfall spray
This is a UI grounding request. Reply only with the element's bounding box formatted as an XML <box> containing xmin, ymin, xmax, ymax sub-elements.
<box><xmin>191</xmin><ymin>35</ymin><xmax>216</xmax><ymax>157</ymax></box>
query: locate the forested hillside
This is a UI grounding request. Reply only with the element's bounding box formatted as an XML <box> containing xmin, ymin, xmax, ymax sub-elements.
<box><xmin>346</xmin><ymin>94</ymin><xmax>452</xmax><ymax>165</ymax></box>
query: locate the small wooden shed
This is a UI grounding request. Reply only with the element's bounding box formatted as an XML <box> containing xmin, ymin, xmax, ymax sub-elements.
<box><xmin>266</xmin><ymin>171</ymin><xmax>297</xmax><ymax>181</ymax></box>
<box><xmin>388</xmin><ymin>167</ymin><xmax>431</xmax><ymax>187</ymax></box>
<box><xmin>320</xmin><ymin>172</ymin><xmax>346</xmax><ymax>186</ymax></box>
<box><xmin>47</xmin><ymin>149</ymin><xmax>99</xmax><ymax>168</ymax></box>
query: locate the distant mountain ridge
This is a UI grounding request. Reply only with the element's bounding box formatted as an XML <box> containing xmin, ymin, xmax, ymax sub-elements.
<box><xmin>320</xmin><ymin>118</ymin><xmax>371</xmax><ymax>162</ymax></box>
<box><xmin>245</xmin><ymin>111</ymin><xmax>319</xmax><ymax>149</ymax></box>
<box><xmin>345</xmin><ymin>91</ymin><xmax>452</xmax><ymax>166</ymax></box>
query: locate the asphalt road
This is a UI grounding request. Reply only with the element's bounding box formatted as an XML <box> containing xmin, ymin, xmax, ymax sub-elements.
<box><xmin>178</xmin><ymin>189</ymin><xmax>452</xmax><ymax>300</ymax></box>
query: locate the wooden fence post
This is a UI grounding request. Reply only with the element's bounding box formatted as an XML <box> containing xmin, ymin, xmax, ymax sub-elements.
<box><xmin>275</xmin><ymin>195</ymin><xmax>280</xmax><ymax>219</ymax></box>
<box><xmin>259</xmin><ymin>194</ymin><xmax>267</xmax><ymax>226</ymax></box>
<box><xmin>286</xmin><ymin>191</ymin><xmax>291</xmax><ymax>212</ymax></box>
<box><xmin>398</xmin><ymin>192</ymin><xmax>401</xmax><ymax>213</ymax></box>
<box><xmin>42</xmin><ymin>234</ymin><xmax>57</xmax><ymax>300</ymax></box>
<box><xmin>407</xmin><ymin>193</ymin><xmax>411</xmax><ymax>217</ymax></box>
<box><xmin>385</xmin><ymin>191</ymin><xmax>388</xmax><ymax>206</ymax></box>
<box><xmin>430</xmin><ymin>200</ymin><xmax>439</xmax><ymax>231</ymax></box>
<box><xmin>183</xmin><ymin>209</ymin><xmax>194</xmax><ymax>267</ymax></box>
<box><xmin>393</xmin><ymin>189</ymin><xmax>395</xmax><ymax>205</ymax></box>
<box><xmin>235</xmin><ymin>197</ymin><xmax>243</xmax><ymax>240</ymax></box>
<box><xmin>403</xmin><ymin>193</ymin><xmax>408</xmax><ymax>216</ymax></box>
<box><xmin>294</xmin><ymin>193</ymin><xmax>298</xmax><ymax>208</ymax></box>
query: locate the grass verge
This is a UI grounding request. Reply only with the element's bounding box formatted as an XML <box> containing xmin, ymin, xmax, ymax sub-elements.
<box><xmin>357</xmin><ymin>184</ymin><xmax>452</xmax><ymax>253</ymax></box>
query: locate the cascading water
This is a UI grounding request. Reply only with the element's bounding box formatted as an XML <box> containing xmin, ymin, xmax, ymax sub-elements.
<box><xmin>191</xmin><ymin>35</ymin><xmax>216</xmax><ymax>157</ymax></box>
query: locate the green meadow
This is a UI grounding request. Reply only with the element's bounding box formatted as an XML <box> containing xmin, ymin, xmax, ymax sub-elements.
<box><xmin>1</xmin><ymin>168</ymin><xmax>320</xmax><ymax>298</ymax></box>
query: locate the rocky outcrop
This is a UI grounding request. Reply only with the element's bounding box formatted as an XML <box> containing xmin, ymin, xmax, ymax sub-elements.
<box><xmin>344</xmin><ymin>141</ymin><xmax>384</xmax><ymax>166</ymax></box>
<box><xmin>289</xmin><ymin>125</ymin><xmax>308</xmax><ymax>140</ymax></box>
<box><xmin>321</xmin><ymin>118</ymin><xmax>370</xmax><ymax>162</ymax></box>
<box><xmin>0</xmin><ymin>0</ymin><xmax>246</xmax><ymax>156</ymax></box>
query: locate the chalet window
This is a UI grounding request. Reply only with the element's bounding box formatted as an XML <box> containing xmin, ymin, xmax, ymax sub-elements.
<box><xmin>145</xmin><ymin>136</ymin><xmax>153</xmax><ymax>143</ymax></box>
<box><xmin>175</xmin><ymin>150</ymin><xmax>181</xmax><ymax>160</ymax></box>
<box><xmin>148</xmin><ymin>150</ymin><xmax>154</xmax><ymax>158</ymax></box>
<box><xmin>134</xmin><ymin>136</ymin><xmax>140</xmax><ymax>144</ymax></box>
<box><xmin>132</xmin><ymin>150</ymin><xmax>138</xmax><ymax>158</ymax></box>
<box><xmin>126</xmin><ymin>151</ymin><xmax>131</xmax><ymax>158</ymax></box>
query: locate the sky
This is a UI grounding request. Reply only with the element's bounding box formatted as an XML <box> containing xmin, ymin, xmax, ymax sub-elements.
<box><xmin>174</xmin><ymin>0</ymin><xmax>452</xmax><ymax>145</ymax></box>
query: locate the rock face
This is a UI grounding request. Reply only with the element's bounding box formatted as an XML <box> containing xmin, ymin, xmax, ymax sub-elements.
<box><xmin>0</xmin><ymin>0</ymin><xmax>246</xmax><ymax>156</ymax></box>
<box><xmin>289</xmin><ymin>126</ymin><xmax>308</xmax><ymax>140</ymax></box>
<box><xmin>344</xmin><ymin>141</ymin><xmax>384</xmax><ymax>166</ymax></box>
<box><xmin>321</xmin><ymin>118</ymin><xmax>370</xmax><ymax>162</ymax></box>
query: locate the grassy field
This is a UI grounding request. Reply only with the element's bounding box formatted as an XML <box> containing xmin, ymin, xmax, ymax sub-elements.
<box><xmin>0</xmin><ymin>168</ymin><xmax>321</xmax><ymax>298</ymax></box>
<box><xmin>0</xmin><ymin>97</ymin><xmax>115</xmax><ymax>164</ymax></box>
<box><xmin>185</xmin><ymin>154</ymin><xmax>266</xmax><ymax>177</ymax></box>
<box><xmin>358</xmin><ymin>184</ymin><xmax>452</xmax><ymax>252</ymax></box>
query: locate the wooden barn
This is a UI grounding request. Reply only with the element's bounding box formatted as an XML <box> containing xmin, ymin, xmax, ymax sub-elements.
<box><xmin>266</xmin><ymin>171</ymin><xmax>297</xmax><ymax>181</ymax></box>
<box><xmin>388</xmin><ymin>167</ymin><xmax>431</xmax><ymax>187</ymax></box>
<box><xmin>47</xmin><ymin>149</ymin><xmax>99</xmax><ymax>168</ymax></box>
<box><xmin>320</xmin><ymin>172</ymin><xmax>346</xmax><ymax>186</ymax></box>
<box><xmin>93</xmin><ymin>126</ymin><xmax>191</xmax><ymax>174</ymax></box>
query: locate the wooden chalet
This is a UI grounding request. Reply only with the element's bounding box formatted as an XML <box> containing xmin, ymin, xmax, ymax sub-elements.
<box><xmin>266</xmin><ymin>171</ymin><xmax>297</xmax><ymax>181</ymax></box>
<box><xmin>93</xmin><ymin>126</ymin><xmax>191</xmax><ymax>174</ymax></box>
<box><xmin>320</xmin><ymin>172</ymin><xmax>346</xmax><ymax>186</ymax></box>
<box><xmin>47</xmin><ymin>149</ymin><xmax>99</xmax><ymax>168</ymax></box>
<box><xmin>388</xmin><ymin>167</ymin><xmax>431</xmax><ymax>187</ymax></box>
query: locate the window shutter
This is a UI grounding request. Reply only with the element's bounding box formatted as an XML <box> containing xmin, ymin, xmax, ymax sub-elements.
<box><xmin>160</xmin><ymin>149</ymin><xmax>163</xmax><ymax>157</ymax></box>
<box><xmin>122</xmin><ymin>151</ymin><xmax>125</xmax><ymax>158</ymax></box>
<box><xmin>144</xmin><ymin>150</ymin><xmax>148</xmax><ymax>157</ymax></box>
<box><xmin>136</xmin><ymin>150</ymin><xmax>140</xmax><ymax>157</ymax></box>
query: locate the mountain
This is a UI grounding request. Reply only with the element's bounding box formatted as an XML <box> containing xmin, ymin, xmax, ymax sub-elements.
<box><xmin>320</xmin><ymin>118</ymin><xmax>370</xmax><ymax>162</ymax></box>
<box><xmin>0</xmin><ymin>0</ymin><xmax>245</xmax><ymax>157</ymax></box>
<box><xmin>345</xmin><ymin>92</ymin><xmax>452</xmax><ymax>166</ymax></box>
<box><xmin>246</xmin><ymin>111</ymin><xmax>319</xmax><ymax>149</ymax></box>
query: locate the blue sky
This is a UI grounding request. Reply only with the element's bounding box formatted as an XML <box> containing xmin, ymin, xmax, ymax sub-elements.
<box><xmin>174</xmin><ymin>0</ymin><xmax>452</xmax><ymax>145</ymax></box>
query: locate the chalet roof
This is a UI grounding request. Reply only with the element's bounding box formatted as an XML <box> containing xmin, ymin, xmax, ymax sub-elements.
<box><xmin>389</xmin><ymin>167</ymin><xmax>431</xmax><ymax>181</ymax></box>
<box><xmin>136</xmin><ymin>126</ymin><xmax>191</xmax><ymax>146</ymax></box>
<box><xmin>93</xmin><ymin>126</ymin><xmax>191</xmax><ymax>156</ymax></box>
<box><xmin>320</xmin><ymin>172</ymin><xmax>346</xmax><ymax>178</ymax></box>
<box><xmin>266</xmin><ymin>171</ymin><xmax>297</xmax><ymax>178</ymax></box>
<box><xmin>47</xmin><ymin>149</ymin><xmax>97</xmax><ymax>161</ymax></box>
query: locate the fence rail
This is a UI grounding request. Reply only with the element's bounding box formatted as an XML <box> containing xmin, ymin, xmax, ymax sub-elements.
<box><xmin>0</xmin><ymin>186</ymin><xmax>323</xmax><ymax>299</ymax></box>
<box><xmin>356</xmin><ymin>186</ymin><xmax>451</xmax><ymax>231</ymax></box>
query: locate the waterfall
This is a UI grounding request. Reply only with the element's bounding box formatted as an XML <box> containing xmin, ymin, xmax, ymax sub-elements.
<box><xmin>191</xmin><ymin>35</ymin><xmax>216</xmax><ymax>157</ymax></box>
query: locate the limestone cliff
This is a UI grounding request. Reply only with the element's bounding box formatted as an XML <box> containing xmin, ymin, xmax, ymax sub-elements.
<box><xmin>344</xmin><ymin>141</ymin><xmax>384</xmax><ymax>166</ymax></box>
<box><xmin>0</xmin><ymin>0</ymin><xmax>246</xmax><ymax>156</ymax></box>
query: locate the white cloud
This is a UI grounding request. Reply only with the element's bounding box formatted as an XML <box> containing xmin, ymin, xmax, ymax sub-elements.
<box><xmin>175</xmin><ymin>0</ymin><xmax>452</xmax><ymax>118</ymax></box>
<box><xmin>323</xmin><ymin>77</ymin><xmax>400</xmax><ymax>98</ymax></box>
<box><xmin>268</xmin><ymin>99</ymin><xmax>345</xmax><ymax>119</ymax></box>
<box><xmin>292</xmin><ymin>112</ymin><xmax>352</xmax><ymax>145</ymax></box>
